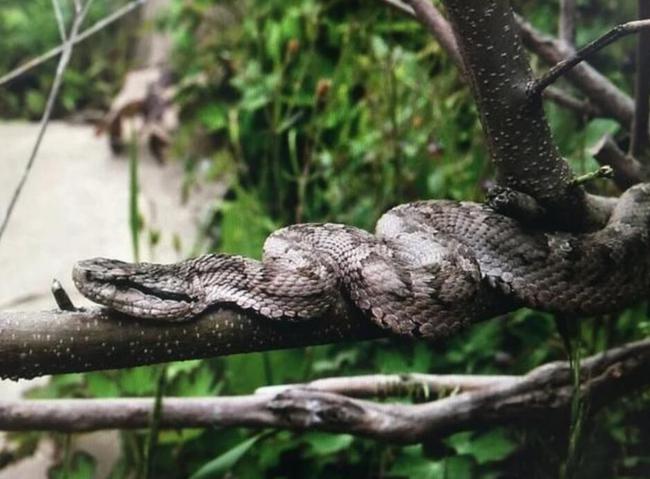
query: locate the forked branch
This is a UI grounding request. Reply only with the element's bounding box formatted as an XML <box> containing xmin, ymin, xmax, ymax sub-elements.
<box><xmin>529</xmin><ymin>19</ymin><xmax>650</xmax><ymax>98</ymax></box>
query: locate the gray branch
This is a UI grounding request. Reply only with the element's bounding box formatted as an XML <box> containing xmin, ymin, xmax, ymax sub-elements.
<box><xmin>1</xmin><ymin>338</ymin><xmax>648</xmax><ymax>440</ymax></box>
<box><xmin>440</xmin><ymin>0</ymin><xmax>609</xmax><ymax>229</ymax></box>
<box><xmin>630</xmin><ymin>0</ymin><xmax>650</xmax><ymax>159</ymax></box>
<box><xmin>530</xmin><ymin>19</ymin><xmax>650</xmax><ymax>97</ymax></box>
<box><xmin>0</xmin><ymin>305</ymin><xmax>384</xmax><ymax>380</ymax></box>
<box><xmin>518</xmin><ymin>16</ymin><xmax>636</xmax><ymax>127</ymax></box>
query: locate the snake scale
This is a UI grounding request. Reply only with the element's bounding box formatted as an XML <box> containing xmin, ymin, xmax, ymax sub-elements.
<box><xmin>73</xmin><ymin>184</ymin><xmax>650</xmax><ymax>339</ymax></box>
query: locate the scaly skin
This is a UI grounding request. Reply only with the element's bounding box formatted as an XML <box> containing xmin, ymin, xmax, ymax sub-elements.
<box><xmin>73</xmin><ymin>184</ymin><xmax>650</xmax><ymax>339</ymax></box>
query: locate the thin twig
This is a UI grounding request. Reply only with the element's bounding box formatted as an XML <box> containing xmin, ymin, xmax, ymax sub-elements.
<box><xmin>0</xmin><ymin>0</ymin><xmax>147</xmax><ymax>87</ymax></box>
<box><xmin>0</xmin><ymin>1</ymin><xmax>92</xmax><ymax>245</ymax></box>
<box><xmin>530</xmin><ymin>19</ymin><xmax>650</xmax><ymax>96</ymax></box>
<box><xmin>51</xmin><ymin>0</ymin><xmax>67</xmax><ymax>42</ymax></box>
<box><xmin>255</xmin><ymin>373</ymin><xmax>517</xmax><ymax>398</ymax></box>
<box><xmin>379</xmin><ymin>0</ymin><xmax>464</xmax><ymax>73</ymax></box>
<box><xmin>630</xmin><ymin>0</ymin><xmax>650</xmax><ymax>159</ymax></box>
<box><xmin>559</xmin><ymin>0</ymin><xmax>577</xmax><ymax>45</ymax></box>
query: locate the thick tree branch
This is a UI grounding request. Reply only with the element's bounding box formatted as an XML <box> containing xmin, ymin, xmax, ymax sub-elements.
<box><xmin>0</xmin><ymin>305</ymin><xmax>384</xmax><ymax>380</ymax></box>
<box><xmin>530</xmin><ymin>19</ymin><xmax>650</xmax><ymax>97</ymax></box>
<box><xmin>439</xmin><ymin>0</ymin><xmax>609</xmax><ymax>229</ymax></box>
<box><xmin>518</xmin><ymin>16</ymin><xmax>636</xmax><ymax>127</ymax></box>
<box><xmin>630</xmin><ymin>0</ymin><xmax>650</xmax><ymax>159</ymax></box>
<box><xmin>1</xmin><ymin>339</ymin><xmax>648</xmax><ymax>441</ymax></box>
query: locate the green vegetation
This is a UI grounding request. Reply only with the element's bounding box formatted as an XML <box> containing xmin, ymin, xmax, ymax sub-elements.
<box><xmin>2</xmin><ymin>0</ymin><xmax>649</xmax><ymax>477</ymax></box>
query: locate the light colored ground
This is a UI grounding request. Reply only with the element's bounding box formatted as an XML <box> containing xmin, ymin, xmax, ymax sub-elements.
<box><xmin>0</xmin><ymin>120</ymin><xmax>225</xmax><ymax>477</ymax></box>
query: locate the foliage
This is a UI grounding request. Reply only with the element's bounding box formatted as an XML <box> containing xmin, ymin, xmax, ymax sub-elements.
<box><xmin>3</xmin><ymin>0</ymin><xmax>650</xmax><ymax>478</ymax></box>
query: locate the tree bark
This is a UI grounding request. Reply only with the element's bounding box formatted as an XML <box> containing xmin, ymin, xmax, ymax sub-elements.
<box><xmin>1</xmin><ymin>338</ymin><xmax>648</xmax><ymax>441</ymax></box>
<box><xmin>0</xmin><ymin>305</ymin><xmax>383</xmax><ymax>380</ymax></box>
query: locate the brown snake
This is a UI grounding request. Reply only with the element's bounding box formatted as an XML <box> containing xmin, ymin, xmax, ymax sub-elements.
<box><xmin>73</xmin><ymin>184</ymin><xmax>650</xmax><ymax>339</ymax></box>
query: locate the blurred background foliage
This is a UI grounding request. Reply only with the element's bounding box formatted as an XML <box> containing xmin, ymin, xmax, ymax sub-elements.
<box><xmin>2</xmin><ymin>0</ymin><xmax>650</xmax><ymax>478</ymax></box>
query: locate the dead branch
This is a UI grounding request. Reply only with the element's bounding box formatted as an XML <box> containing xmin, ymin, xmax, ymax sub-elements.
<box><xmin>254</xmin><ymin>373</ymin><xmax>517</xmax><ymax>398</ymax></box>
<box><xmin>559</xmin><ymin>0</ymin><xmax>577</xmax><ymax>45</ymax></box>
<box><xmin>0</xmin><ymin>0</ymin><xmax>147</xmax><ymax>87</ymax></box>
<box><xmin>518</xmin><ymin>16</ymin><xmax>635</xmax><ymax>127</ymax></box>
<box><xmin>0</xmin><ymin>1</ymin><xmax>91</xmax><ymax>245</ymax></box>
<box><xmin>0</xmin><ymin>338</ymin><xmax>648</xmax><ymax>442</ymax></box>
<box><xmin>530</xmin><ymin>19</ymin><xmax>650</xmax><ymax>97</ymax></box>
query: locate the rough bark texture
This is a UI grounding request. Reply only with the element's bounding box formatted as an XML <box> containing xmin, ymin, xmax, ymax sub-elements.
<box><xmin>0</xmin><ymin>305</ymin><xmax>383</xmax><ymax>380</ymax></box>
<box><xmin>0</xmin><ymin>338</ymin><xmax>648</xmax><ymax>441</ymax></box>
<box><xmin>441</xmin><ymin>0</ymin><xmax>604</xmax><ymax>229</ymax></box>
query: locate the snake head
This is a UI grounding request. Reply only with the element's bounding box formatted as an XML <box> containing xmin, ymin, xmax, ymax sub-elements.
<box><xmin>72</xmin><ymin>258</ymin><xmax>206</xmax><ymax>321</ymax></box>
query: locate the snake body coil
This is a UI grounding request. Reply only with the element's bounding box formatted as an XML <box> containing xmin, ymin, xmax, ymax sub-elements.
<box><xmin>73</xmin><ymin>184</ymin><xmax>650</xmax><ymax>339</ymax></box>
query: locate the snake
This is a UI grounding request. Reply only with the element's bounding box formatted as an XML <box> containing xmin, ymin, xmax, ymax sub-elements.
<box><xmin>73</xmin><ymin>184</ymin><xmax>650</xmax><ymax>339</ymax></box>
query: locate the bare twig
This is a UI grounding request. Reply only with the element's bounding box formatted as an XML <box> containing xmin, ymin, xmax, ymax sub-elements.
<box><xmin>402</xmin><ymin>0</ymin><xmax>464</xmax><ymax>72</ymax></box>
<box><xmin>0</xmin><ymin>339</ymin><xmax>648</xmax><ymax>440</ymax></box>
<box><xmin>630</xmin><ymin>0</ymin><xmax>650</xmax><ymax>159</ymax></box>
<box><xmin>530</xmin><ymin>19</ymin><xmax>650</xmax><ymax>97</ymax></box>
<box><xmin>559</xmin><ymin>0</ymin><xmax>577</xmax><ymax>45</ymax></box>
<box><xmin>255</xmin><ymin>373</ymin><xmax>517</xmax><ymax>398</ymax></box>
<box><xmin>518</xmin><ymin>16</ymin><xmax>635</xmax><ymax>127</ymax></box>
<box><xmin>51</xmin><ymin>0</ymin><xmax>67</xmax><ymax>42</ymax></box>
<box><xmin>543</xmin><ymin>86</ymin><xmax>601</xmax><ymax>118</ymax></box>
<box><xmin>0</xmin><ymin>0</ymin><xmax>147</xmax><ymax>87</ymax></box>
<box><xmin>0</xmin><ymin>1</ymin><xmax>93</xmax><ymax>245</ymax></box>
<box><xmin>380</xmin><ymin>0</ymin><xmax>464</xmax><ymax>73</ymax></box>
<box><xmin>589</xmin><ymin>134</ymin><xmax>646</xmax><ymax>189</ymax></box>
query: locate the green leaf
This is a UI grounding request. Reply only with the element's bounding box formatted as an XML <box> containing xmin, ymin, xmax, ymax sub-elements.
<box><xmin>450</xmin><ymin>428</ymin><xmax>517</xmax><ymax>464</ymax></box>
<box><xmin>49</xmin><ymin>451</ymin><xmax>96</xmax><ymax>479</ymax></box>
<box><xmin>190</xmin><ymin>433</ymin><xmax>268</xmax><ymax>479</ymax></box>
<box><xmin>198</xmin><ymin>103</ymin><xmax>228</xmax><ymax>132</ymax></box>
<box><xmin>302</xmin><ymin>432</ymin><xmax>353</xmax><ymax>456</ymax></box>
<box><xmin>389</xmin><ymin>445</ymin><xmax>444</xmax><ymax>479</ymax></box>
<box><xmin>584</xmin><ymin>118</ymin><xmax>620</xmax><ymax>149</ymax></box>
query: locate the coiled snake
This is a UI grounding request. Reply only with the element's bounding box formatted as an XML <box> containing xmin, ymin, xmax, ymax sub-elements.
<box><xmin>73</xmin><ymin>184</ymin><xmax>650</xmax><ymax>339</ymax></box>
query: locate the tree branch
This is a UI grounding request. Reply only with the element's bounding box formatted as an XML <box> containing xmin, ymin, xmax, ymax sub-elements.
<box><xmin>559</xmin><ymin>0</ymin><xmax>577</xmax><ymax>46</ymax></box>
<box><xmin>517</xmin><ymin>16</ymin><xmax>636</xmax><ymax>127</ymax></box>
<box><xmin>401</xmin><ymin>0</ymin><xmax>464</xmax><ymax>72</ymax></box>
<box><xmin>543</xmin><ymin>86</ymin><xmax>601</xmax><ymax>118</ymax></box>
<box><xmin>630</xmin><ymin>0</ymin><xmax>650</xmax><ymax>159</ymax></box>
<box><xmin>530</xmin><ymin>19</ymin><xmax>650</xmax><ymax>97</ymax></box>
<box><xmin>439</xmin><ymin>0</ymin><xmax>609</xmax><ymax>229</ymax></box>
<box><xmin>255</xmin><ymin>372</ymin><xmax>517</xmax><ymax>398</ymax></box>
<box><xmin>0</xmin><ymin>1</ymin><xmax>92</xmax><ymax>246</ymax></box>
<box><xmin>0</xmin><ymin>305</ymin><xmax>384</xmax><ymax>380</ymax></box>
<box><xmin>1</xmin><ymin>338</ymin><xmax>648</xmax><ymax>441</ymax></box>
<box><xmin>589</xmin><ymin>134</ymin><xmax>646</xmax><ymax>189</ymax></box>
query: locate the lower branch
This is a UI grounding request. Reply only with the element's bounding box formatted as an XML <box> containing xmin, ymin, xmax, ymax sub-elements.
<box><xmin>0</xmin><ymin>305</ymin><xmax>384</xmax><ymax>380</ymax></box>
<box><xmin>590</xmin><ymin>134</ymin><xmax>647</xmax><ymax>189</ymax></box>
<box><xmin>1</xmin><ymin>338</ymin><xmax>648</xmax><ymax>441</ymax></box>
